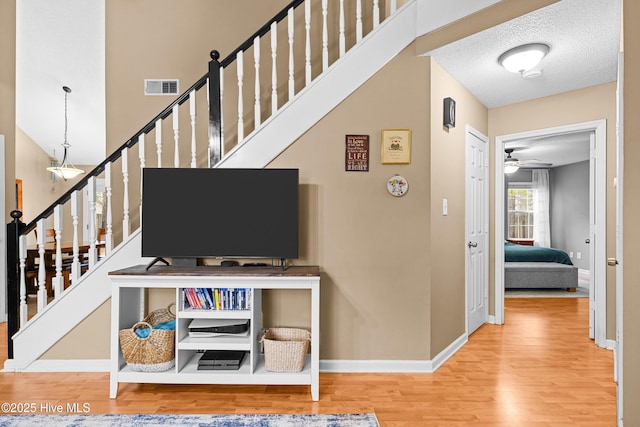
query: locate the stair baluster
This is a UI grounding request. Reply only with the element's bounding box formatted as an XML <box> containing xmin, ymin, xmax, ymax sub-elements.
<box><xmin>71</xmin><ymin>190</ymin><xmax>81</xmax><ymax>283</ymax></box>
<box><xmin>105</xmin><ymin>164</ymin><xmax>113</xmax><ymax>254</ymax></box>
<box><xmin>322</xmin><ymin>0</ymin><xmax>329</xmax><ymax>71</ymax></box>
<box><xmin>121</xmin><ymin>152</ymin><xmax>130</xmax><ymax>240</ymax></box>
<box><xmin>155</xmin><ymin>118</ymin><xmax>163</xmax><ymax>167</ymax></box>
<box><xmin>18</xmin><ymin>234</ymin><xmax>28</xmax><ymax>327</ymax></box>
<box><xmin>339</xmin><ymin>0</ymin><xmax>346</xmax><ymax>57</ymax></box>
<box><xmin>305</xmin><ymin>0</ymin><xmax>312</xmax><ymax>85</ymax></box>
<box><xmin>36</xmin><ymin>219</ymin><xmax>47</xmax><ymax>311</ymax></box>
<box><xmin>288</xmin><ymin>8</ymin><xmax>295</xmax><ymax>101</ymax></box>
<box><xmin>53</xmin><ymin>205</ymin><xmax>63</xmax><ymax>298</ymax></box>
<box><xmin>254</xmin><ymin>36</ymin><xmax>261</xmax><ymax>128</ymax></box>
<box><xmin>271</xmin><ymin>22</ymin><xmax>278</xmax><ymax>115</ymax></box>
<box><xmin>87</xmin><ymin>176</ymin><xmax>98</xmax><ymax>267</ymax></box>
<box><xmin>189</xmin><ymin>92</ymin><xmax>197</xmax><ymax>168</ymax></box>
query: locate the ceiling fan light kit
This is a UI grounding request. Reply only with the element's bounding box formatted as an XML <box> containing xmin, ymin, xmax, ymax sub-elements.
<box><xmin>504</xmin><ymin>148</ymin><xmax>520</xmax><ymax>174</ymax></box>
<box><xmin>498</xmin><ymin>43</ymin><xmax>550</xmax><ymax>75</ymax></box>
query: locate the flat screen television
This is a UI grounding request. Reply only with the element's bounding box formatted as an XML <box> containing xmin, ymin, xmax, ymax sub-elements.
<box><xmin>142</xmin><ymin>168</ymin><xmax>299</xmax><ymax>266</ymax></box>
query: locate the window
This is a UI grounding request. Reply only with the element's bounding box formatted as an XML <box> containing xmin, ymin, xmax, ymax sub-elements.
<box><xmin>508</xmin><ymin>184</ymin><xmax>534</xmax><ymax>240</ymax></box>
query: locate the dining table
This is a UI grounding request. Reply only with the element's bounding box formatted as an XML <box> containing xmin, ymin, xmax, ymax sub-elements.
<box><xmin>25</xmin><ymin>240</ymin><xmax>105</xmax><ymax>296</ymax></box>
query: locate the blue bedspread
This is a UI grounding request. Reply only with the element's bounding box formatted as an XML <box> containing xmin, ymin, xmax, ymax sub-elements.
<box><xmin>504</xmin><ymin>241</ymin><xmax>573</xmax><ymax>265</ymax></box>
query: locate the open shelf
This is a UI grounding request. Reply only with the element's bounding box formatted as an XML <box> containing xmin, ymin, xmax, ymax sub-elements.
<box><xmin>109</xmin><ymin>265</ymin><xmax>320</xmax><ymax>399</ymax></box>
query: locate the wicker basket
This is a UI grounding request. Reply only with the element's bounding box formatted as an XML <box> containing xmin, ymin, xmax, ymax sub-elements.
<box><xmin>261</xmin><ymin>328</ymin><xmax>311</xmax><ymax>373</ymax></box>
<box><xmin>143</xmin><ymin>303</ymin><xmax>176</xmax><ymax>326</ymax></box>
<box><xmin>118</xmin><ymin>321</ymin><xmax>175</xmax><ymax>372</ymax></box>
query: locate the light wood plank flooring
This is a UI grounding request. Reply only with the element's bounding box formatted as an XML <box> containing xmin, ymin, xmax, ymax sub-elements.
<box><xmin>0</xmin><ymin>298</ymin><xmax>615</xmax><ymax>426</ymax></box>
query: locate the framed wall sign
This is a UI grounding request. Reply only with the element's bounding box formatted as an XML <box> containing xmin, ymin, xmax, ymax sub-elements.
<box><xmin>345</xmin><ymin>134</ymin><xmax>369</xmax><ymax>171</ymax></box>
<box><xmin>381</xmin><ymin>128</ymin><xmax>411</xmax><ymax>164</ymax></box>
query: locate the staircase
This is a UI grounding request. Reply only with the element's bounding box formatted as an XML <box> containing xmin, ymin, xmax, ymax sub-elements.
<box><xmin>6</xmin><ymin>0</ymin><xmax>418</xmax><ymax>371</ymax></box>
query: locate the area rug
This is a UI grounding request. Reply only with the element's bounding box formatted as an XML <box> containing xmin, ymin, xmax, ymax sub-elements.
<box><xmin>0</xmin><ymin>413</ymin><xmax>380</xmax><ymax>427</ymax></box>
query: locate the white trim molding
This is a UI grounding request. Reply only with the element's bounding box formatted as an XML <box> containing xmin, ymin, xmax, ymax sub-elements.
<box><xmin>494</xmin><ymin>120</ymin><xmax>607</xmax><ymax>346</ymax></box>
<box><xmin>320</xmin><ymin>333</ymin><xmax>467</xmax><ymax>374</ymax></box>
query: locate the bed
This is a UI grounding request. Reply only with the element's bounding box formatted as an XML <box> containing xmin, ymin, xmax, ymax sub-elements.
<box><xmin>504</xmin><ymin>241</ymin><xmax>578</xmax><ymax>291</ymax></box>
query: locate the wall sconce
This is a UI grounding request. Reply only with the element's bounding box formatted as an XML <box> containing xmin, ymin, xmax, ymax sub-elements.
<box><xmin>443</xmin><ymin>97</ymin><xmax>456</xmax><ymax>129</ymax></box>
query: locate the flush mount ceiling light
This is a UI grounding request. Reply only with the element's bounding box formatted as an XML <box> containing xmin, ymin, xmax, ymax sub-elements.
<box><xmin>46</xmin><ymin>86</ymin><xmax>85</xmax><ymax>181</ymax></box>
<box><xmin>498</xmin><ymin>43</ymin><xmax>550</xmax><ymax>75</ymax></box>
<box><xmin>504</xmin><ymin>148</ymin><xmax>519</xmax><ymax>174</ymax></box>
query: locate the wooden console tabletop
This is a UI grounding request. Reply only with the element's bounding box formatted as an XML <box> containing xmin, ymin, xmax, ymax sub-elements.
<box><xmin>109</xmin><ymin>265</ymin><xmax>320</xmax><ymax>277</ymax></box>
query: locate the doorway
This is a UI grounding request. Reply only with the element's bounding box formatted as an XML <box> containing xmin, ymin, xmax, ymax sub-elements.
<box><xmin>494</xmin><ymin>120</ymin><xmax>607</xmax><ymax>347</ymax></box>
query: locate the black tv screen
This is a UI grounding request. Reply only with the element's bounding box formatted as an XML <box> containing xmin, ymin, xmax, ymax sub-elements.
<box><xmin>142</xmin><ymin>168</ymin><xmax>299</xmax><ymax>261</ymax></box>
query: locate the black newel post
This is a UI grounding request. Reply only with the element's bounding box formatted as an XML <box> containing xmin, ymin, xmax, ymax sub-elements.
<box><xmin>6</xmin><ymin>210</ymin><xmax>25</xmax><ymax>359</ymax></box>
<box><xmin>208</xmin><ymin>50</ymin><xmax>223</xmax><ymax>167</ymax></box>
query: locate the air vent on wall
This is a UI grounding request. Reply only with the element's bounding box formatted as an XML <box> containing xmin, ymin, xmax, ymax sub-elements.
<box><xmin>144</xmin><ymin>79</ymin><xmax>179</xmax><ymax>95</ymax></box>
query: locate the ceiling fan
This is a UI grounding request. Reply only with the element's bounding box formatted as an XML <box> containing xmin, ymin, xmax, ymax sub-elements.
<box><xmin>504</xmin><ymin>148</ymin><xmax>553</xmax><ymax>173</ymax></box>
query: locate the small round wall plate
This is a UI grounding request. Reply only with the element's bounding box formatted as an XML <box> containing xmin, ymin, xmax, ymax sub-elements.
<box><xmin>387</xmin><ymin>175</ymin><xmax>408</xmax><ymax>197</ymax></box>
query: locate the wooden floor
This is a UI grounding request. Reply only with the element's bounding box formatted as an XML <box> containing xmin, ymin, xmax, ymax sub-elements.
<box><xmin>0</xmin><ymin>298</ymin><xmax>615</xmax><ymax>426</ymax></box>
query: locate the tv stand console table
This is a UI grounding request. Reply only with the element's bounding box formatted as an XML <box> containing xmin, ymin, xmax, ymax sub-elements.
<box><xmin>109</xmin><ymin>265</ymin><xmax>320</xmax><ymax>400</ymax></box>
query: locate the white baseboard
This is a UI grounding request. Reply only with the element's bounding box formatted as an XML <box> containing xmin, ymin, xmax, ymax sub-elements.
<box><xmin>320</xmin><ymin>359</ymin><xmax>433</xmax><ymax>373</ymax></box>
<box><xmin>578</xmin><ymin>268</ymin><xmax>591</xmax><ymax>280</ymax></box>
<box><xmin>4</xmin><ymin>332</ymin><xmax>469</xmax><ymax>375</ymax></box>
<box><xmin>320</xmin><ymin>333</ymin><xmax>467</xmax><ymax>374</ymax></box>
<box><xmin>2</xmin><ymin>358</ymin><xmax>109</xmax><ymax>372</ymax></box>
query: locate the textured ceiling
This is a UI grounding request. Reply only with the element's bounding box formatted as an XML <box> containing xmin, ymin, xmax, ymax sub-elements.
<box><xmin>427</xmin><ymin>0</ymin><xmax>621</xmax><ymax>109</ymax></box>
<box><xmin>428</xmin><ymin>0</ymin><xmax>620</xmax><ymax>168</ymax></box>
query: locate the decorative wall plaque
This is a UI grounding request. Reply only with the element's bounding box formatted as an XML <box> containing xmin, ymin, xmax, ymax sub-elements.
<box><xmin>345</xmin><ymin>135</ymin><xmax>369</xmax><ymax>172</ymax></box>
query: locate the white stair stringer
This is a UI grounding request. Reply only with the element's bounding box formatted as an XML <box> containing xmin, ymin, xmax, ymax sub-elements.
<box><xmin>9</xmin><ymin>229</ymin><xmax>149</xmax><ymax>371</ymax></box>
<box><xmin>218</xmin><ymin>1</ymin><xmax>418</xmax><ymax>169</ymax></box>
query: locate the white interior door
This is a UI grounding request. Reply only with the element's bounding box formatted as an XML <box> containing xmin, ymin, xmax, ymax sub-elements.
<box><xmin>588</xmin><ymin>131</ymin><xmax>596</xmax><ymax>339</ymax></box>
<box><xmin>615</xmin><ymin>50</ymin><xmax>624</xmax><ymax>425</ymax></box>
<box><xmin>465</xmin><ymin>126</ymin><xmax>488</xmax><ymax>335</ymax></box>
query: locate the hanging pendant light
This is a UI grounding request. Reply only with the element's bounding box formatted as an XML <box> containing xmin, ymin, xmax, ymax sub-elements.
<box><xmin>46</xmin><ymin>86</ymin><xmax>85</xmax><ymax>180</ymax></box>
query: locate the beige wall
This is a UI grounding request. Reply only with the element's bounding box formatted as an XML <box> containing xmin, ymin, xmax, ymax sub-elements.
<box><xmin>1</xmin><ymin>0</ymin><xmax>16</xmax><ymax>219</ymax></box>
<box><xmin>271</xmin><ymin>45</ymin><xmax>432</xmax><ymax>360</ymax></box>
<box><xmin>105</xmin><ymin>0</ymin><xmax>292</xmax><ymax>151</ymax></box>
<box><xmin>623</xmin><ymin>0</ymin><xmax>640</xmax><ymax>423</ymax></box>
<box><xmin>429</xmin><ymin>59</ymin><xmax>488</xmax><ymax>356</ymax></box>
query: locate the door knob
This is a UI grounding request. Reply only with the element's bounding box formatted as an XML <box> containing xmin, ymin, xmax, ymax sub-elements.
<box><xmin>467</xmin><ymin>241</ymin><xmax>478</xmax><ymax>248</ymax></box>
<box><xmin>585</xmin><ymin>238</ymin><xmax>590</xmax><ymax>244</ymax></box>
<box><xmin>607</xmin><ymin>258</ymin><xmax>618</xmax><ymax>266</ymax></box>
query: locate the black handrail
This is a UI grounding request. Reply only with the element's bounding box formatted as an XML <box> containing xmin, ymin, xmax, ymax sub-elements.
<box><xmin>19</xmin><ymin>0</ymin><xmax>304</xmax><ymax>236</ymax></box>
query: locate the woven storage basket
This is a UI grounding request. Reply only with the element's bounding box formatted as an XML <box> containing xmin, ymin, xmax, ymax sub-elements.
<box><xmin>143</xmin><ymin>302</ymin><xmax>176</xmax><ymax>326</ymax></box>
<box><xmin>261</xmin><ymin>328</ymin><xmax>311</xmax><ymax>373</ymax></box>
<box><xmin>119</xmin><ymin>321</ymin><xmax>175</xmax><ymax>372</ymax></box>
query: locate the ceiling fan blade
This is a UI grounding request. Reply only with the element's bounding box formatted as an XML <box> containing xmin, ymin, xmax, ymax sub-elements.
<box><xmin>518</xmin><ymin>161</ymin><xmax>553</xmax><ymax>168</ymax></box>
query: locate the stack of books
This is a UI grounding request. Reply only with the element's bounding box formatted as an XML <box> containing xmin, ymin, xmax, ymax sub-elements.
<box><xmin>183</xmin><ymin>288</ymin><xmax>252</xmax><ymax>310</ymax></box>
